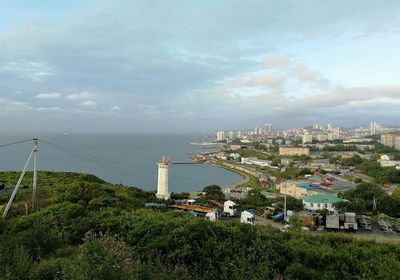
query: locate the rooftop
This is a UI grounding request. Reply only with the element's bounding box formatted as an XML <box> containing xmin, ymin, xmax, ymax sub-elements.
<box><xmin>303</xmin><ymin>194</ymin><xmax>342</xmax><ymax>204</ymax></box>
<box><xmin>298</xmin><ymin>185</ymin><xmax>314</xmax><ymax>190</ymax></box>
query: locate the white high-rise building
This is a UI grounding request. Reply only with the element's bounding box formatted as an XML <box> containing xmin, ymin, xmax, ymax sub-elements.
<box><xmin>264</xmin><ymin>123</ymin><xmax>273</xmax><ymax>133</ymax></box>
<box><xmin>216</xmin><ymin>131</ymin><xmax>225</xmax><ymax>141</ymax></box>
<box><xmin>156</xmin><ymin>156</ymin><xmax>170</xmax><ymax>200</ymax></box>
<box><xmin>370</xmin><ymin>121</ymin><xmax>377</xmax><ymax>135</ymax></box>
<box><xmin>228</xmin><ymin>131</ymin><xmax>234</xmax><ymax>139</ymax></box>
<box><xmin>331</xmin><ymin>127</ymin><xmax>340</xmax><ymax>140</ymax></box>
<box><xmin>302</xmin><ymin>131</ymin><xmax>313</xmax><ymax>144</ymax></box>
<box><xmin>317</xmin><ymin>134</ymin><xmax>328</xmax><ymax>142</ymax></box>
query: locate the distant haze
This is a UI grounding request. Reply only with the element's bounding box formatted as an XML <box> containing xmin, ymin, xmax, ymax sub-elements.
<box><xmin>1</xmin><ymin>1</ymin><xmax>400</xmax><ymax>133</ymax></box>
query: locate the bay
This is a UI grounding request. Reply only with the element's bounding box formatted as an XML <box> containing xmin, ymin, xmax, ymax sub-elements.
<box><xmin>0</xmin><ymin>133</ymin><xmax>243</xmax><ymax>192</ymax></box>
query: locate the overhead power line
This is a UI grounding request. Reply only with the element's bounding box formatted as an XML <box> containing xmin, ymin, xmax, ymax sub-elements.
<box><xmin>0</xmin><ymin>139</ymin><xmax>33</xmax><ymax>149</ymax></box>
<box><xmin>39</xmin><ymin>139</ymin><xmax>199</xmax><ymax>183</ymax></box>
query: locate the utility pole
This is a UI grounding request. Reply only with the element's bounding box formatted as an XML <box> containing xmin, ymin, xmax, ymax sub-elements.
<box><xmin>32</xmin><ymin>138</ymin><xmax>38</xmax><ymax>212</ymax></box>
<box><xmin>284</xmin><ymin>184</ymin><xmax>287</xmax><ymax>222</ymax></box>
<box><xmin>373</xmin><ymin>196</ymin><xmax>377</xmax><ymax>212</ymax></box>
<box><xmin>2</xmin><ymin>139</ymin><xmax>38</xmax><ymax>219</ymax></box>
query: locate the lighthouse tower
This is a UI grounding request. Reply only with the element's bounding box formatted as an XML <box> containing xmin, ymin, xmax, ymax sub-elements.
<box><xmin>156</xmin><ymin>156</ymin><xmax>170</xmax><ymax>200</ymax></box>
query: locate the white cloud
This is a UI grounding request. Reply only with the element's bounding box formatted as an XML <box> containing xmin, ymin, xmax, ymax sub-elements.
<box><xmin>242</xmin><ymin>74</ymin><xmax>283</xmax><ymax>87</ymax></box>
<box><xmin>110</xmin><ymin>105</ymin><xmax>121</xmax><ymax>111</ymax></box>
<box><xmin>66</xmin><ymin>92</ymin><xmax>95</xmax><ymax>101</ymax></box>
<box><xmin>264</xmin><ymin>54</ymin><xmax>290</xmax><ymax>67</ymax></box>
<box><xmin>137</xmin><ymin>103</ymin><xmax>161</xmax><ymax>115</ymax></box>
<box><xmin>1</xmin><ymin>60</ymin><xmax>53</xmax><ymax>82</ymax></box>
<box><xmin>0</xmin><ymin>97</ymin><xmax>33</xmax><ymax>113</ymax></box>
<box><xmin>37</xmin><ymin>106</ymin><xmax>63</xmax><ymax>111</ymax></box>
<box><xmin>78</xmin><ymin>100</ymin><xmax>96</xmax><ymax>109</ymax></box>
<box><xmin>35</xmin><ymin>92</ymin><xmax>62</xmax><ymax>99</ymax></box>
<box><xmin>137</xmin><ymin>104</ymin><xmax>156</xmax><ymax>110</ymax></box>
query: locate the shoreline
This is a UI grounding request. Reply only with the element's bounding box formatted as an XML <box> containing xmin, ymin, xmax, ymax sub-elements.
<box><xmin>188</xmin><ymin>161</ymin><xmax>250</xmax><ymax>198</ymax></box>
<box><xmin>208</xmin><ymin>160</ymin><xmax>253</xmax><ymax>190</ymax></box>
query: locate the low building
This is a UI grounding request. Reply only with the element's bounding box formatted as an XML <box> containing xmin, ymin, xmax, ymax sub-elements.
<box><xmin>229</xmin><ymin>144</ymin><xmax>244</xmax><ymax>150</ymax></box>
<box><xmin>229</xmin><ymin>153</ymin><xmax>240</xmax><ymax>160</ymax></box>
<box><xmin>378</xmin><ymin>159</ymin><xmax>400</xmax><ymax>169</ymax></box>
<box><xmin>281</xmin><ymin>158</ymin><xmax>293</xmax><ymax>166</ymax></box>
<box><xmin>381</xmin><ymin>154</ymin><xmax>394</xmax><ymax>161</ymax></box>
<box><xmin>279</xmin><ymin>147</ymin><xmax>310</xmax><ymax>156</ymax></box>
<box><xmin>309</xmin><ymin>159</ymin><xmax>332</xmax><ymax>170</ymax></box>
<box><xmin>303</xmin><ymin>194</ymin><xmax>342</xmax><ymax>212</ymax></box>
<box><xmin>279</xmin><ymin>182</ymin><xmax>318</xmax><ymax>199</ymax></box>
<box><xmin>241</xmin><ymin>157</ymin><xmax>272</xmax><ymax>167</ymax></box>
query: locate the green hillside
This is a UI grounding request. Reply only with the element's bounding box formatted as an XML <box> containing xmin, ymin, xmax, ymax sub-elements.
<box><xmin>0</xmin><ymin>171</ymin><xmax>399</xmax><ymax>279</ymax></box>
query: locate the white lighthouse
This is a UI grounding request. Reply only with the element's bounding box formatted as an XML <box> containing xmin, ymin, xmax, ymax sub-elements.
<box><xmin>156</xmin><ymin>156</ymin><xmax>170</xmax><ymax>200</ymax></box>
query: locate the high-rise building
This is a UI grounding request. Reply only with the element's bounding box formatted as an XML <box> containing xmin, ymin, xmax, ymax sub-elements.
<box><xmin>370</xmin><ymin>121</ymin><xmax>377</xmax><ymax>135</ymax></box>
<box><xmin>381</xmin><ymin>132</ymin><xmax>400</xmax><ymax>149</ymax></box>
<box><xmin>228</xmin><ymin>131</ymin><xmax>234</xmax><ymax>139</ymax></box>
<box><xmin>216</xmin><ymin>131</ymin><xmax>225</xmax><ymax>141</ymax></box>
<box><xmin>302</xmin><ymin>131</ymin><xmax>313</xmax><ymax>144</ymax></box>
<box><xmin>332</xmin><ymin>127</ymin><xmax>340</xmax><ymax>140</ymax></box>
<box><xmin>316</xmin><ymin>134</ymin><xmax>328</xmax><ymax>142</ymax></box>
<box><xmin>264</xmin><ymin>123</ymin><xmax>273</xmax><ymax>133</ymax></box>
<box><xmin>313</xmin><ymin>124</ymin><xmax>320</xmax><ymax>130</ymax></box>
<box><xmin>396</xmin><ymin>137</ymin><xmax>400</xmax><ymax>150</ymax></box>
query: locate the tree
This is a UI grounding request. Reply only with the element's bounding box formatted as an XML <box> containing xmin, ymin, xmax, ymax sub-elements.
<box><xmin>341</xmin><ymin>155</ymin><xmax>363</xmax><ymax>166</ymax></box>
<box><xmin>202</xmin><ymin>185</ymin><xmax>224</xmax><ymax>201</ymax></box>
<box><xmin>392</xmin><ymin>188</ymin><xmax>400</xmax><ymax>202</ymax></box>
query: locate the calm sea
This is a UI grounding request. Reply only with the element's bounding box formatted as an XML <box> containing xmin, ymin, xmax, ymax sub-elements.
<box><xmin>0</xmin><ymin>133</ymin><xmax>243</xmax><ymax>192</ymax></box>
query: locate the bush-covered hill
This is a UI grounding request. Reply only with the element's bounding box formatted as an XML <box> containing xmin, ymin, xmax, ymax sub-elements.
<box><xmin>1</xmin><ymin>171</ymin><xmax>400</xmax><ymax>279</ymax></box>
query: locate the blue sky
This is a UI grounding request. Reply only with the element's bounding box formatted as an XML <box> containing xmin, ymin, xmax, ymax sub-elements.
<box><xmin>0</xmin><ymin>1</ymin><xmax>399</xmax><ymax>133</ymax></box>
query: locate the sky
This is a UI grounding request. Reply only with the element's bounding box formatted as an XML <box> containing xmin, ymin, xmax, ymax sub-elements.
<box><xmin>0</xmin><ymin>0</ymin><xmax>400</xmax><ymax>133</ymax></box>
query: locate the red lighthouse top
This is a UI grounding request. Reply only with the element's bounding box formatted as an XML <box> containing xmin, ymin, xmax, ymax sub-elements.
<box><xmin>159</xmin><ymin>155</ymin><xmax>170</xmax><ymax>164</ymax></box>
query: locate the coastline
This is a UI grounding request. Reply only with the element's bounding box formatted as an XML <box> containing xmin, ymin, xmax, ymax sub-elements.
<box><xmin>208</xmin><ymin>160</ymin><xmax>253</xmax><ymax>190</ymax></box>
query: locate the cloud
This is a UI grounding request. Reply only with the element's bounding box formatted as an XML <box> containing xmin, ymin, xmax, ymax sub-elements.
<box><xmin>243</xmin><ymin>74</ymin><xmax>283</xmax><ymax>87</ymax></box>
<box><xmin>299</xmin><ymin>85</ymin><xmax>400</xmax><ymax>108</ymax></box>
<box><xmin>78</xmin><ymin>100</ymin><xmax>96</xmax><ymax>109</ymax></box>
<box><xmin>35</xmin><ymin>92</ymin><xmax>62</xmax><ymax>99</ymax></box>
<box><xmin>37</xmin><ymin>106</ymin><xmax>63</xmax><ymax>111</ymax></box>
<box><xmin>0</xmin><ymin>2</ymin><xmax>400</xmax><ymax>132</ymax></box>
<box><xmin>110</xmin><ymin>105</ymin><xmax>121</xmax><ymax>111</ymax></box>
<box><xmin>137</xmin><ymin>104</ymin><xmax>156</xmax><ymax>110</ymax></box>
<box><xmin>0</xmin><ymin>97</ymin><xmax>33</xmax><ymax>113</ymax></box>
<box><xmin>137</xmin><ymin>104</ymin><xmax>161</xmax><ymax>115</ymax></box>
<box><xmin>66</xmin><ymin>92</ymin><xmax>95</xmax><ymax>101</ymax></box>
<box><xmin>264</xmin><ymin>55</ymin><xmax>290</xmax><ymax>67</ymax></box>
<box><xmin>0</xmin><ymin>60</ymin><xmax>53</xmax><ymax>82</ymax></box>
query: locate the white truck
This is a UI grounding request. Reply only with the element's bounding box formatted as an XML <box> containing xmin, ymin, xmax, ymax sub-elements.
<box><xmin>224</xmin><ymin>200</ymin><xmax>238</xmax><ymax>217</ymax></box>
<box><xmin>344</xmin><ymin>212</ymin><xmax>358</xmax><ymax>230</ymax></box>
<box><xmin>240</xmin><ymin>211</ymin><xmax>255</xmax><ymax>225</ymax></box>
<box><xmin>205</xmin><ymin>211</ymin><xmax>218</xmax><ymax>222</ymax></box>
<box><xmin>326</xmin><ymin>214</ymin><xmax>340</xmax><ymax>230</ymax></box>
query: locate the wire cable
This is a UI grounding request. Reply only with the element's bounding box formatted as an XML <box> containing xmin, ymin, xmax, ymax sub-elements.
<box><xmin>39</xmin><ymin>139</ymin><xmax>200</xmax><ymax>183</ymax></box>
<box><xmin>39</xmin><ymin>139</ymin><xmax>151</xmax><ymax>182</ymax></box>
<box><xmin>0</xmin><ymin>139</ymin><xmax>33</xmax><ymax>149</ymax></box>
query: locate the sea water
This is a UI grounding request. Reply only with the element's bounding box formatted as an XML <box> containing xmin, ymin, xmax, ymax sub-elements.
<box><xmin>0</xmin><ymin>133</ymin><xmax>243</xmax><ymax>192</ymax></box>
